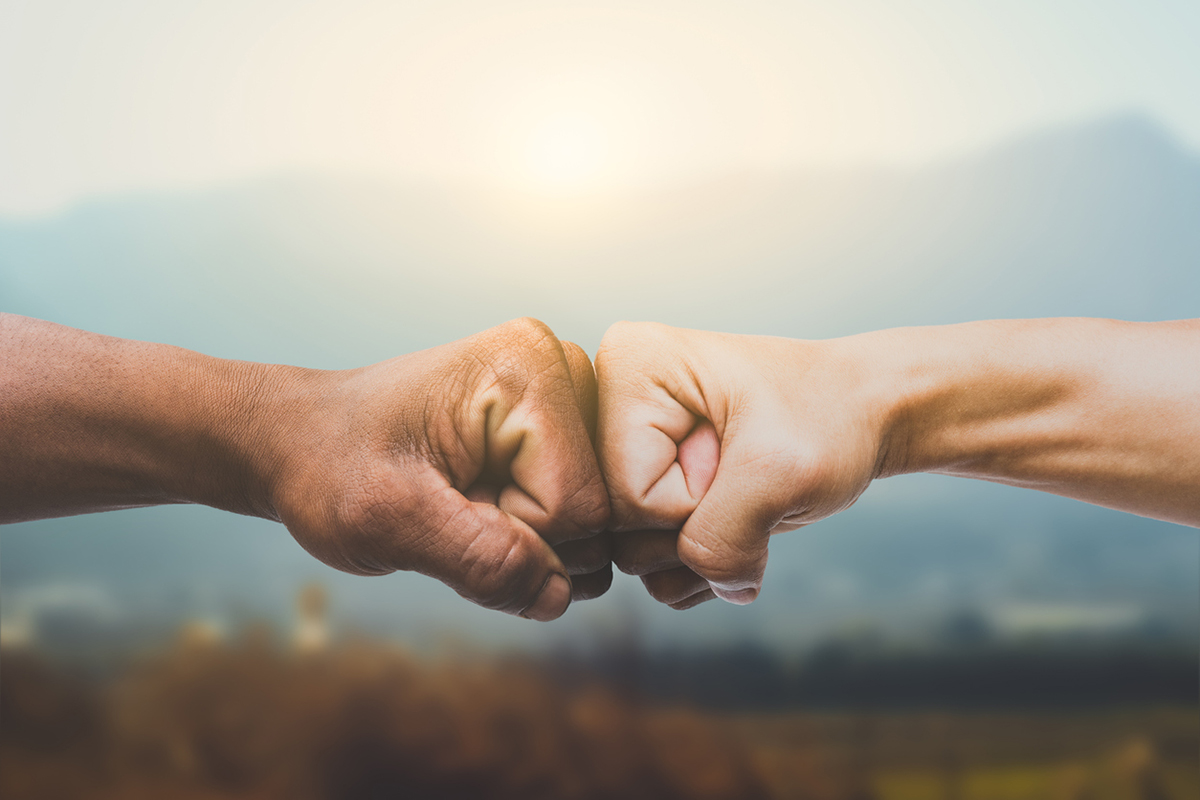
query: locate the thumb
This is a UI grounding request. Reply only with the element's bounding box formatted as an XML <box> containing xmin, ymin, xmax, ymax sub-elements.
<box><xmin>676</xmin><ymin>419</ymin><xmax>720</xmax><ymax>500</ymax></box>
<box><xmin>676</xmin><ymin>431</ymin><xmax>781</xmax><ymax>605</ymax></box>
<box><xmin>411</xmin><ymin>485</ymin><xmax>573</xmax><ymax>621</ymax></box>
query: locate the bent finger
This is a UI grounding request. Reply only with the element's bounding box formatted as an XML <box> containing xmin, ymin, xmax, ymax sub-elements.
<box><xmin>612</xmin><ymin>529</ymin><xmax>683</xmax><ymax>576</ymax></box>
<box><xmin>641</xmin><ymin>566</ymin><xmax>711</xmax><ymax>606</ymax></box>
<box><xmin>495</xmin><ymin>339</ymin><xmax>609</xmax><ymax>542</ymax></box>
<box><xmin>669</xmin><ymin>588</ymin><xmax>717</xmax><ymax>611</ymax></box>
<box><xmin>555</xmin><ymin>533</ymin><xmax>613</xmax><ymax>576</ymax></box>
<box><xmin>571</xmin><ymin>564</ymin><xmax>614</xmax><ymax>601</ymax></box>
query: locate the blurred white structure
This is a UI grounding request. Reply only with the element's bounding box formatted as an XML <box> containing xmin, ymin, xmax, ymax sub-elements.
<box><xmin>0</xmin><ymin>610</ymin><xmax>35</xmax><ymax>650</ymax></box>
<box><xmin>294</xmin><ymin>582</ymin><xmax>330</xmax><ymax>653</ymax></box>
<box><xmin>0</xmin><ymin>582</ymin><xmax>121</xmax><ymax>651</ymax></box>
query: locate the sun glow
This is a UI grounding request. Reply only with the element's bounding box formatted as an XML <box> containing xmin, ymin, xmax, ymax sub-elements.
<box><xmin>481</xmin><ymin>63</ymin><xmax>672</xmax><ymax>197</ymax></box>
<box><xmin>523</xmin><ymin>113</ymin><xmax>608</xmax><ymax>191</ymax></box>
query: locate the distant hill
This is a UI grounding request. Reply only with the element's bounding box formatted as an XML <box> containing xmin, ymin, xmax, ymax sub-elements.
<box><xmin>2</xmin><ymin>113</ymin><xmax>1197</xmax><ymax>652</ymax></box>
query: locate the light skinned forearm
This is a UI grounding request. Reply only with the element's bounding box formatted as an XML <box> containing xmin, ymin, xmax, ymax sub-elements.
<box><xmin>859</xmin><ymin>318</ymin><xmax>1200</xmax><ymax>526</ymax></box>
<box><xmin>0</xmin><ymin>313</ymin><xmax>300</xmax><ymax>523</ymax></box>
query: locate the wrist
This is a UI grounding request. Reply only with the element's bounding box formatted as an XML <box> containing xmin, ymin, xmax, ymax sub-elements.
<box><xmin>861</xmin><ymin>327</ymin><xmax>932</xmax><ymax>479</ymax></box>
<box><xmin>818</xmin><ymin>325</ymin><xmax>970</xmax><ymax>481</ymax></box>
<box><xmin>789</xmin><ymin>332</ymin><xmax>911</xmax><ymax>483</ymax></box>
<box><xmin>173</xmin><ymin>353</ymin><xmax>318</xmax><ymax>520</ymax></box>
<box><xmin>850</xmin><ymin>324</ymin><xmax>980</xmax><ymax>480</ymax></box>
<box><xmin>859</xmin><ymin>320</ymin><xmax>1079</xmax><ymax>480</ymax></box>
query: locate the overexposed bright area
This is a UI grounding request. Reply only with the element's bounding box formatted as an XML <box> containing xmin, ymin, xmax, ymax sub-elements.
<box><xmin>1</xmin><ymin>0</ymin><xmax>1198</xmax><ymax>216</ymax></box>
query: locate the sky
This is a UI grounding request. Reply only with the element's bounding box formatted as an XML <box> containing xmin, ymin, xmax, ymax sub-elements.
<box><xmin>1</xmin><ymin>0</ymin><xmax>1199</xmax><ymax>217</ymax></box>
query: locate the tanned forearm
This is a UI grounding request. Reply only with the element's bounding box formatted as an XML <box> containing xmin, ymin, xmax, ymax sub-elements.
<box><xmin>869</xmin><ymin>318</ymin><xmax>1200</xmax><ymax>526</ymax></box>
<box><xmin>1</xmin><ymin>313</ymin><xmax>613</xmax><ymax>619</ymax></box>
<box><xmin>0</xmin><ymin>313</ymin><xmax>296</xmax><ymax>522</ymax></box>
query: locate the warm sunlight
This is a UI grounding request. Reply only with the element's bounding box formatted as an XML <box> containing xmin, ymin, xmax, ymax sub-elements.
<box><xmin>3</xmin><ymin>2</ymin><xmax>1197</xmax><ymax>218</ymax></box>
<box><xmin>522</xmin><ymin>113</ymin><xmax>608</xmax><ymax>191</ymax></box>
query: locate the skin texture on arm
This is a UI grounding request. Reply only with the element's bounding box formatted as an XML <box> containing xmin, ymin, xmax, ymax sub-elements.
<box><xmin>595</xmin><ymin>318</ymin><xmax>1200</xmax><ymax>610</ymax></box>
<box><xmin>0</xmin><ymin>313</ymin><xmax>611</xmax><ymax>621</ymax></box>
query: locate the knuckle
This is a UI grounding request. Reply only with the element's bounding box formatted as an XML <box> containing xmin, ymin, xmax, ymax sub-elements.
<box><xmin>600</xmin><ymin>320</ymin><xmax>664</xmax><ymax>352</ymax></box>
<box><xmin>505</xmin><ymin>316</ymin><xmax>557</xmax><ymax>343</ymax></box>
<box><xmin>596</xmin><ymin>323</ymin><xmax>641</xmax><ymax>376</ymax></box>
<box><xmin>560</xmin><ymin>339</ymin><xmax>589</xmax><ymax>365</ymax></box>
<box><xmin>486</xmin><ymin>319</ymin><xmax>571</xmax><ymax>401</ymax></box>
<box><xmin>604</xmin><ymin>492</ymin><xmax>636</xmax><ymax>530</ymax></box>
<box><xmin>599</xmin><ymin>320</ymin><xmax>635</xmax><ymax>349</ymax></box>
<box><xmin>532</xmin><ymin>477</ymin><xmax>610</xmax><ymax>541</ymax></box>
<box><xmin>487</xmin><ymin>346</ymin><xmax>533</xmax><ymax>396</ymax></box>
<box><xmin>500</xmin><ymin>317</ymin><xmax>560</xmax><ymax>362</ymax></box>
<box><xmin>528</xmin><ymin>455</ymin><xmax>610</xmax><ymax>536</ymax></box>
<box><xmin>570</xmin><ymin>479</ymin><xmax>612</xmax><ymax>532</ymax></box>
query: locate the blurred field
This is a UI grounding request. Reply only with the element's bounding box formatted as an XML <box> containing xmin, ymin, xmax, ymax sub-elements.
<box><xmin>1</xmin><ymin>629</ymin><xmax>769</xmax><ymax>800</ymax></box>
<box><xmin>728</xmin><ymin>711</ymin><xmax>1199</xmax><ymax>800</ymax></box>
<box><xmin>3</xmin><ymin>622</ymin><xmax>1195</xmax><ymax>800</ymax></box>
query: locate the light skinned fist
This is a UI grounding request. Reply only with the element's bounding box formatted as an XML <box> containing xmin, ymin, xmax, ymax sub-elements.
<box><xmin>595</xmin><ymin>322</ymin><xmax>892</xmax><ymax>608</ymax></box>
<box><xmin>595</xmin><ymin>317</ymin><xmax>1200</xmax><ymax>609</ymax></box>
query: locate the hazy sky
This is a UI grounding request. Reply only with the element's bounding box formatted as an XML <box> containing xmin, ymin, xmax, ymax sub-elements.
<box><xmin>2</xmin><ymin>0</ymin><xmax>1198</xmax><ymax>216</ymax></box>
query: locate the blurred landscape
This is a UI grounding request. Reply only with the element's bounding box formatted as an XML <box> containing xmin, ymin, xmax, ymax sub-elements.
<box><xmin>2</xmin><ymin>112</ymin><xmax>1197</xmax><ymax>651</ymax></box>
<box><xmin>2</xmin><ymin>584</ymin><xmax>1196</xmax><ymax>799</ymax></box>
<box><xmin>2</xmin><ymin>113</ymin><xmax>1198</xmax><ymax>797</ymax></box>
